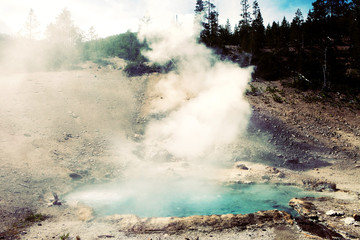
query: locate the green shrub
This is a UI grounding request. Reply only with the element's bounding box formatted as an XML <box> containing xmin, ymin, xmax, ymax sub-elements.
<box><xmin>60</xmin><ymin>233</ymin><xmax>70</xmax><ymax>240</ymax></box>
<box><xmin>80</xmin><ymin>31</ymin><xmax>146</xmax><ymax>62</ymax></box>
<box><xmin>25</xmin><ymin>213</ymin><xmax>48</xmax><ymax>222</ymax></box>
<box><xmin>124</xmin><ymin>62</ymin><xmax>157</xmax><ymax>76</ymax></box>
<box><xmin>272</xmin><ymin>93</ymin><xmax>284</xmax><ymax>103</ymax></box>
<box><xmin>266</xmin><ymin>86</ymin><xmax>278</xmax><ymax>93</ymax></box>
<box><xmin>246</xmin><ymin>84</ymin><xmax>261</xmax><ymax>95</ymax></box>
<box><xmin>124</xmin><ymin>60</ymin><xmax>175</xmax><ymax>77</ymax></box>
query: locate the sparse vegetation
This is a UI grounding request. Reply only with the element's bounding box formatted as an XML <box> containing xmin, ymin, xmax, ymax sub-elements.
<box><xmin>123</xmin><ymin>61</ymin><xmax>158</xmax><ymax>77</ymax></box>
<box><xmin>0</xmin><ymin>211</ymin><xmax>49</xmax><ymax>239</ymax></box>
<box><xmin>80</xmin><ymin>31</ymin><xmax>146</xmax><ymax>63</ymax></box>
<box><xmin>25</xmin><ymin>213</ymin><xmax>48</xmax><ymax>222</ymax></box>
<box><xmin>60</xmin><ymin>233</ymin><xmax>70</xmax><ymax>240</ymax></box>
<box><xmin>272</xmin><ymin>93</ymin><xmax>284</xmax><ymax>103</ymax></box>
<box><xmin>265</xmin><ymin>86</ymin><xmax>279</xmax><ymax>94</ymax></box>
<box><xmin>303</xmin><ymin>94</ymin><xmax>322</xmax><ymax>103</ymax></box>
<box><xmin>266</xmin><ymin>86</ymin><xmax>285</xmax><ymax>99</ymax></box>
<box><xmin>92</xmin><ymin>59</ymin><xmax>117</xmax><ymax>69</ymax></box>
<box><xmin>246</xmin><ymin>84</ymin><xmax>261</xmax><ymax>95</ymax></box>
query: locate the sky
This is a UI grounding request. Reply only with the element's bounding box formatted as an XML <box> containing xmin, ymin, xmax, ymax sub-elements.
<box><xmin>0</xmin><ymin>0</ymin><xmax>314</xmax><ymax>39</ymax></box>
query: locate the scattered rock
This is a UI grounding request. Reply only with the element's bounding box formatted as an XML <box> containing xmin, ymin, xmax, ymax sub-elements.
<box><xmin>353</xmin><ymin>213</ymin><xmax>360</xmax><ymax>221</ymax></box>
<box><xmin>326</xmin><ymin>210</ymin><xmax>345</xmax><ymax>216</ymax></box>
<box><xmin>69</xmin><ymin>173</ymin><xmax>83</xmax><ymax>180</ymax></box>
<box><xmin>302</xmin><ymin>179</ymin><xmax>337</xmax><ymax>192</ymax></box>
<box><xmin>277</xmin><ymin>172</ymin><xmax>286</xmax><ymax>178</ymax></box>
<box><xmin>342</xmin><ymin>217</ymin><xmax>359</xmax><ymax>226</ymax></box>
<box><xmin>235</xmin><ymin>163</ymin><xmax>249</xmax><ymax>170</ymax></box>
<box><xmin>52</xmin><ymin>193</ymin><xmax>62</xmax><ymax>206</ymax></box>
<box><xmin>98</xmin><ymin>235</ymin><xmax>115</xmax><ymax>238</ymax></box>
<box><xmin>266</xmin><ymin>167</ymin><xmax>280</xmax><ymax>174</ymax></box>
<box><xmin>64</xmin><ymin>133</ymin><xmax>73</xmax><ymax>140</ymax></box>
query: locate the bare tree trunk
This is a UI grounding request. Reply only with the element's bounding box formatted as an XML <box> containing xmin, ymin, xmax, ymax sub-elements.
<box><xmin>322</xmin><ymin>46</ymin><xmax>328</xmax><ymax>89</ymax></box>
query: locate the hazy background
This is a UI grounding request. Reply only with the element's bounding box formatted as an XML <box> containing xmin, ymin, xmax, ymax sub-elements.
<box><xmin>0</xmin><ymin>0</ymin><xmax>314</xmax><ymax>38</ymax></box>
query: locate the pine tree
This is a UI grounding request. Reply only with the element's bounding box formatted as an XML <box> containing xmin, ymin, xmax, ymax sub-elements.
<box><xmin>194</xmin><ymin>0</ymin><xmax>206</xmax><ymax>42</ymax></box>
<box><xmin>225</xmin><ymin>19</ymin><xmax>232</xmax><ymax>35</ymax></box>
<box><xmin>208</xmin><ymin>4</ymin><xmax>219</xmax><ymax>39</ymax></box>
<box><xmin>292</xmin><ymin>9</ymin><xmax>304</xmax><ymax>26</ymax></box>
<box><xmin>308</xmin><ymin>0</ymin><xmax>328</xmax><ymax>21</ymax></box>
<box><xmin>327</xmin><ymin>0</ymin><xmax>347</xmax><ymax>17</ymax></box>
<box><xmin>237</xmin><ymin>0</ymin><xmax>252</xmax><ymax>51</ymax></box>
<box><xmin>24</xmin><ymin>9</ymin><xmax>40</xmax><ymax>40</ymax></box>
<box><xmin>45</xmin><ymin>8</ymin><xmax>83</xmax><ymax>68</ymax></box>
<box><xmin>195</xmin><ymin>0</ymin><xmax>205</xmax><ymax>14</ymax></box>
<box><xmin>87</xmin><ymin>26</ymin><xmax>98</xmax><ymax>41</ymax></box>
<box><xmin>308</xmin><ymin>0</ymin><xmax>347</xmax><ymax>20</ymax></box>
<box><xmin>46</xmin><ymin>8</ymin><xmax>83</xmax><ymax>47</ymax></box>
<box><xmin>280</xmin><ymin>17</ymin><xmax>290</xmax><ymax>46</ymax></box>
<box><xmin>239</xmin><ymin>0</ymin><xmax>252</xmax><ymax>27</ymax></box>
<box><xmin>251</xmin><ymin>0</ymin><xmax>265</xmax><ymax>52</ymax></box>
<box><xmin>195</xmin><ymin>0</ymin><xmax>219</xmax><ymax>46</ymax></box>
<box><xmin>291</xmin><ymin>8</ymin><xmax>304</xmax><ymax>48</ymax></box>
<box><xmin>219</xmin><ymin>19</ymin><xmax>232</xmax><ymax>45</ymax></box>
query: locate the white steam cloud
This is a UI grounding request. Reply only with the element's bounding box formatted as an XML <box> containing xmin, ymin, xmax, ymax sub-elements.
<box><xmin>139</xmin><ymin>13</ymin><xmax>253</xmax><ymax>161</ymax></box>
<box><xmin>65</xmin><ymin>7</ymin><xmax>254</xmax><ymax>216</ymax></box>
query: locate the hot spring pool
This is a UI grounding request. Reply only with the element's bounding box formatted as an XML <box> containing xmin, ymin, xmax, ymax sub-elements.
<box><xmin>65</xmin><ymin>179</ymin><xmax>315</xmax><ymax>218</ymax></box>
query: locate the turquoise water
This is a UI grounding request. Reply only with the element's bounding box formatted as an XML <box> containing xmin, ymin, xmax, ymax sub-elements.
<box><xmin>66</xmin><ymin>179</ymin><xmax>315</xmax><ymax>218</ymax></box>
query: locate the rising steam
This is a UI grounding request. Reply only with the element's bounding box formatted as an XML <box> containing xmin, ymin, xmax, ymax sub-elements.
<box><xmin>139</xmin><ymin>13</ymin><xmax>253</xmax><ymax>161</ymax></box>
<box><xmin>66</xmin><ymin>8</ymin><xmax>254</xmax><ymax>215</ymax></box>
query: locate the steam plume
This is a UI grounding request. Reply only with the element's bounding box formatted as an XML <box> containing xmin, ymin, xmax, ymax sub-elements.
<box><xmin>139</xmin><ymin>13</ymin><xmax>253</xmax><ymax>161</ymax></box>
<box><xmin>66</xmin><ymin>7</ymin><xmax>254</xmax><ymax>215</ymax></box>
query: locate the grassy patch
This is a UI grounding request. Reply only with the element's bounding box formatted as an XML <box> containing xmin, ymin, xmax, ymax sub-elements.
<box><xmin>93</xmin><ymin>59</ymin><xmax>117</xmax><ymax>69</ymax></box>
<box><xmin>0</xmin><ymin>211</ymin><xmax>49</xmax><ymax>239</ymax></box>
<box><xmin>266</xmin><ymin>86</ymin><xmax>285</xmax><ymax>96</ymax></box>
<box><xmin>246</xmin><ymin>84</ymin><xmax>261</xmax><ymax>95</ymax></box>
<box><xmin>303</xmin><ymin>94</ymin><xmax>322</xmax><ymax>103</ymax></box>
<box><xmin>265</xmin><ymin>86</ymin><xmax>285</xmax><ymax>103</ymax></box>
<box><xmin>60</xmin><ymin>233</ymin><xmax>70</xmax><ymax>240</ymax></box>
<box><xmin>25</xmin><ymin>213</ymin><xmax>48</xmax><ymax>222</ymax></box>
<box><xmin>272</xmin><ymin>93</ymin><xmax>284</xmax><ymax>103</ymax></box>
<box><xmin>266</xmin><ymin>86</ymin><xmax>279</xmax><ymax>93</ymax></box>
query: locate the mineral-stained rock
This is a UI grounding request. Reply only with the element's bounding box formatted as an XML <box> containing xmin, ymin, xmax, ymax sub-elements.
<box><xmin>342</xmin><ymin>217</ymin><xmax>358</xmax><ymax>226</ymax></box>
<box><xmin>69</xmin><ymin>173</ymin><xmax>83</xmax><ymax>180</ymax></box>
<box><xmin>289</xmin><ymin>198</ymin><xmax>318</xmax><ymax>219</ymax></box>
<box><xmin>235</xmin><ymin>164</ymin><xmax>249</xmax><ymax>170</ymax></box>
<box><xmin>326</xmin><ymin>210</ymin><xmax>345</xmax><ymax>216</ymax></box>
<box><xmin>302</xmin><ymin>179</ymin><xmax>337</xmax><ymax>192</ymax></box>
<box><xmin>295</xmin><ymin>216</ymin><xmax>345</xmax><ymax>239</ymax></box>
<box><xmin>353</xmin><ymin>213</ymin><xmax>360</xmax><ymax>221</ymax></box>
<box><xmin>278</xmin><ymin>172</ymin><xmax>286</xmax><ymax>178</ymax></box>
<box><xmin>107</xmin><ymin>210</ymin><xmax>293</xmax><ymax>234</ymax></box>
